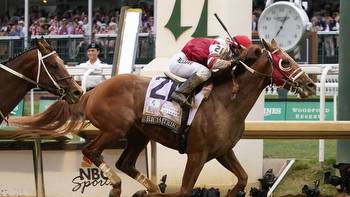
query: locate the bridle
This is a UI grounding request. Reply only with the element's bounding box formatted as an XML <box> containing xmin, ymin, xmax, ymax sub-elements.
<box><xmin>0</xmin><ymin>49</ymin><xmax>72</xmax><ymax>97</ymax></box>
<box><xmin>234</xmin><ymin>46</ymin><xmax>305</xmax><ymax>93</ymax></box>
<box><xmin>0</xmin><ymin>48</ymin><xmax>72</xmax><ymax>123</ymax></box>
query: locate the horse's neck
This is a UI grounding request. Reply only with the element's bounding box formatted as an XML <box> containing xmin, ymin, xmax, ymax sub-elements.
<box><xmin>213</xmin><ymin>74</ymin><xmax>267</xmax><ymax>122</ymax></box>
<box><xmin>234</xmin><ymin>76</ymin><xmax>267</xmax><ymax>120</ymax></box>
<box><xmin>0</xmin><ymin>50</ymin><xmax>38</xmax><ymax>118</ymax></box>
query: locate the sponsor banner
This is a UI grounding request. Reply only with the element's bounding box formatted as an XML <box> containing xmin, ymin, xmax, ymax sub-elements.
<box><xmin>264</xmin><ymin>100</ymin><xmax>334</xmax><ymax>121</ymax></box>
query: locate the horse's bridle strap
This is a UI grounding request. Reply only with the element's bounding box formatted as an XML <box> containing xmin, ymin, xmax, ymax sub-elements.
<box><xmin>0</xmin><ymin>110</ymin><xmax>8</xmax><ymax>125</ymax></box>
<box><xmin>0</xmin><ymin>49</ymin><xmax>67</xmax><ymax>97</ymax></box>
<box><xmin>0</xmin><ymin>63</ymin><xmax>38</xmax><ymax>85</ymax></box>
<box><xmin>236</xmin><ymin>49</ymin><xmax>273</xmax><ymax>79</ymax></box>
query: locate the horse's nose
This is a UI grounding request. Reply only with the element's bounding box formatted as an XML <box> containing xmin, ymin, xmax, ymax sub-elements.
<box><xmin>73</xmin><ymin>89</ymin><xmax>83</xmax><ymax>99</ymax></box>
<box><xmin>306</xmin><ymin>82</ymin><xmax>316</xmax><ymax>94</ymax></box>
<box><xmin>307</xmin><ymin>82</ymin><xmax>316</xmax><ymax>89</ymax></box>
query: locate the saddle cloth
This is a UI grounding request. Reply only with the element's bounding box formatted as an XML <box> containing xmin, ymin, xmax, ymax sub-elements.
<box><xmin>142</xmin><ymin>76</ymin><xmax>205</xmax><ymax>132</ymax></box>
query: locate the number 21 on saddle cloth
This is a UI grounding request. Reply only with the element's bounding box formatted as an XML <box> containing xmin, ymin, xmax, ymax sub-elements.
<box><xmin>141</xmin><ymin>75</ymin><xmax>213</xmax><ymax>133</ymax></box>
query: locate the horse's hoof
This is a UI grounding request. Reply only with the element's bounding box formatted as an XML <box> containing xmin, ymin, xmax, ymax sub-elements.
<box><xmin>236</xmin><ymin>191</ymin><xmax>246</xmax><ymax>197</ymax></box>
<box><xmin>109</xmin><ymin>187</ymin><xmax>121</xmax><ymax>197</ymax></box>
<box><xmin>132</xmin><ymin>190</ymin><xmax>148</xmax><ymax>197</ymax></box>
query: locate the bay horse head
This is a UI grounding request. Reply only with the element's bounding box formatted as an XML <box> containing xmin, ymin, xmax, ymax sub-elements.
<box><xmin>34</xmin><ymin>39</ymin><xmax>83</xmax><ymax>103</ymax></box>
<box><xmin>239</xmin><ymin>39</ymin><xmax>316</xmax><ymax>98</ymax></box>
<box><xmin>0</xmin><ymin>39</ymin><xmax>82</xmax><ymax>123</ymax></box>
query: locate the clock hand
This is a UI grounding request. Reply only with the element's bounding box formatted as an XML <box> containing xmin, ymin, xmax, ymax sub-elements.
<box><xmin>274</xmin><ymin>16</ymin><xmax>289</xmax><ymax>38</ymax></box>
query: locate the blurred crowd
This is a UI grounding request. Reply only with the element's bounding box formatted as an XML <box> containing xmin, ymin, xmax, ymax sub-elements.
<box><xmin>0</xmin><ymin>5</ymin><xmax>154</xmax><ymax>37</ymax></box>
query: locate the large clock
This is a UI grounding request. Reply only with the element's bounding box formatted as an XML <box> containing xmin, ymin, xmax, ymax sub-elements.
<box><xmin>258</xmin><ymin>1</ymin><xmax>310</xmax><ymax>52</ymax></box>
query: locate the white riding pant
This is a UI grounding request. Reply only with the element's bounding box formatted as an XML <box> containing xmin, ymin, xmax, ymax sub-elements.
<box><xmin>168</xmin><ymin>52</ymin><xmax>211</xmax><ymax>81</ymax></box>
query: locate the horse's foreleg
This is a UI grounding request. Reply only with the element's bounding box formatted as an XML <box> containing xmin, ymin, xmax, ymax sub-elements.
<box><xmin>82</xmin><ymin>132</ymin><xmax>123</xmax><ymax>192</ymax></box>
<box><xmin>216</xmin><ymin>149</ymin><xmax>248</xmax><ymax>197</ymax></box>
<box><xmin>116</xmin><ymin>130</ymin><xmax>160</xmax><ymax>193</ymax></box>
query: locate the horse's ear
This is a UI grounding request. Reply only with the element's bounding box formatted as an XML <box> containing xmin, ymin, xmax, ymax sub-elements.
<box><xmin>271</xmin><ymin>39</ymin><xmax>278</xmax><ymax>48</ymax></box>
<box><xmin>38</xmin><ymin>37</ymin><xmax>49</xmax><ymax>47</ymax></box>
<box><xmin>261</xmin><ymin>38</ymin><xmax>272</xmax><ymax>51</ymax></box>
<box><xmin>36</xmin><ymin>40</ymin><xmax>46</xmax><ymax>51</ymax></box>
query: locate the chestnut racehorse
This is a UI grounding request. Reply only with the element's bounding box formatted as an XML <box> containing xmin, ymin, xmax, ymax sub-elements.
<box><xmin>0</xmin><ymin>39</ymin><xmax>82</xmax><ymax>124</ymax></box>
<box><xmin>11</xmin><ymin>39</ymin><xmax>316</xmax><ymax>196</ymax></box>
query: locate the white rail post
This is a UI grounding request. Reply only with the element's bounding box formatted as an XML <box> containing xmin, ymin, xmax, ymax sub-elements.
<box><xmin>319</xmin><ymin>65</ymin><xmax>333</xmax><ymax>167</ymax></box>
<box><xmin>31</xmin><ymin>89</ymin><xmax>46</xmax><ymax>197</ymax></box>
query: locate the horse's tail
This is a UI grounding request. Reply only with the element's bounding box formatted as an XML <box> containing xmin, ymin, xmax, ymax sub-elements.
<box><xmin>10</xmin><ymin>92</ymin><xmax>91</xmax><ymax>139</ymax></box>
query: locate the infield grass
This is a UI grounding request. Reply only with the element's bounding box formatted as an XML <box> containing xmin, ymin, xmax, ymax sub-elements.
<box><xmin>264</xmin><ymin>139</ymin><xmax>340</xmax><ymax>196</ymax></box>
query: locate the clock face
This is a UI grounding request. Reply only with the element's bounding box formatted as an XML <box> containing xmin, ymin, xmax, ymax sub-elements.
<box><xmin>258</xmin><ymin>2</ymin><xmax>308</xmax><ymax>51</ymax></box>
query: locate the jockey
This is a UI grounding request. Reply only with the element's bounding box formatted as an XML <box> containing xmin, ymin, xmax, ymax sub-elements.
<box><xmin>169</xmin><ymin>35</ymin><xmax>252</xmax><ymax>106</ymax></box>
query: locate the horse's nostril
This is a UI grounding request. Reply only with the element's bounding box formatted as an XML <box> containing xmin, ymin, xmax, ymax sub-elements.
<box><xmin>74</xmin><ymin>90</ymin><xmax>83</xmax><ymax>98</ymax></box>
<box><xmin>307</xmin><ymin>82</ymin><xmax>316</xmax><ymax>89</ymax></box>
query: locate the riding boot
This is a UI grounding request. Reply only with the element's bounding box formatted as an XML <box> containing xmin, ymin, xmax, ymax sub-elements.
<box><xmin>171</xmin><ymin>74</ymin><xmax>204</xmax><ymax>107</ymax></box>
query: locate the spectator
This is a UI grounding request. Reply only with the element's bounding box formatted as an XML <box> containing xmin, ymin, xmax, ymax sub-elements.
<box><xmin>48</xmin><ymin>19</ymin><xmax>59</xmax><ymax>35</ymax></box>
<box><xmin>75</xmin><ymin>43</ymin><xmax>107</xmax><ymax>90</ymax></box>
<box><xmin>8</xmin><ymin>25</ymin><xmax>18</xmax><ymax>36</ymax></box>
<box><xmin>58</xmin><ymin>18</ymin><xmax>68</xmax><ymax>35</ymax></box>
<box><xmin>40</xmin><ymin>20</ymin><xmax>50</xmax><ymax>35</ymax></box>
<box><xmin>252</xmin><ymin>14</ymin><xmax>258</xmax><ymax>32</ymax></box>
<box><xmin>17</xmin><ymin>20</ymin><xmax>25</xmax><ymax>37</ymax></box>
<box><xmin>310</xmin><ymin>16</ymin><xmax>322</xmax><ymax>32</ymax></box>
<box><xmin>67</xmin><ymin>21</ymin><xmax>75</xmax><ymax>35</ymax></box>
<box><xmin>321</xmin><ymin>15</ymin><xmax>336</xmax><ymax>57</ymax></box>
<box><xmin>98</xmin><ymin>23</ymin><xmax>108</xmax><ymax>34</ymax></box>
<box><xmin>74</xmin><ymin>21</ymin><xmax>85</xmax><ymax>34</ymax></box>
<box><xmin>29</xmin><ymin>20</ymin><xmax>41</xmax><ymax>36</ymax></box>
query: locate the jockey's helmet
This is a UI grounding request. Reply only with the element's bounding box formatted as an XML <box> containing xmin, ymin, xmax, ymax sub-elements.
<box><xmin>232</xmin><ymin>35</ymin><xmax>252</xmax><ymax>49</ymax></box>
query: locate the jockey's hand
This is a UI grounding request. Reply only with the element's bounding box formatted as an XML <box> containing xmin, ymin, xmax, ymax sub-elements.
<box><xmin>212</xmin><ymin>59</ymin><xmax>233</xmax><ymax>70</ymax></box>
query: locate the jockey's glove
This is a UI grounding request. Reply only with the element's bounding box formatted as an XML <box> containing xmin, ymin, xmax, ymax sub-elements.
<box><xmin>212</xmin><ymin>59</ymin><xmax>233</xmax><ymax>70</ymax></box>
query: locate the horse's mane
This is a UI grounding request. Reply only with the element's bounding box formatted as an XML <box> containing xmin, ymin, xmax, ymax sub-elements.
<box><xmin>0</xmin><ymin>47</ymin><xmax>37</xmax><ymax>65</ymax></box>
<box><xmin>0</xmin><ymin>39</ymin><xmax>55</xmax><ymax>65</ymax></box>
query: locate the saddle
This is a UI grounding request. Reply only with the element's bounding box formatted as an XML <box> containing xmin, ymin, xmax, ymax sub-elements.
<box><xmin>142</xmin><ymin>74</ymin><xmax>213</xmax><ymax>154</ymax></box>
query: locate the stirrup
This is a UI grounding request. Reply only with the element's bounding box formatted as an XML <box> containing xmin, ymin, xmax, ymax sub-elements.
<box><xmin>171</xmin><ymin>93</ymin><xmax>191</xmax><ymax>107</ymax></box>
